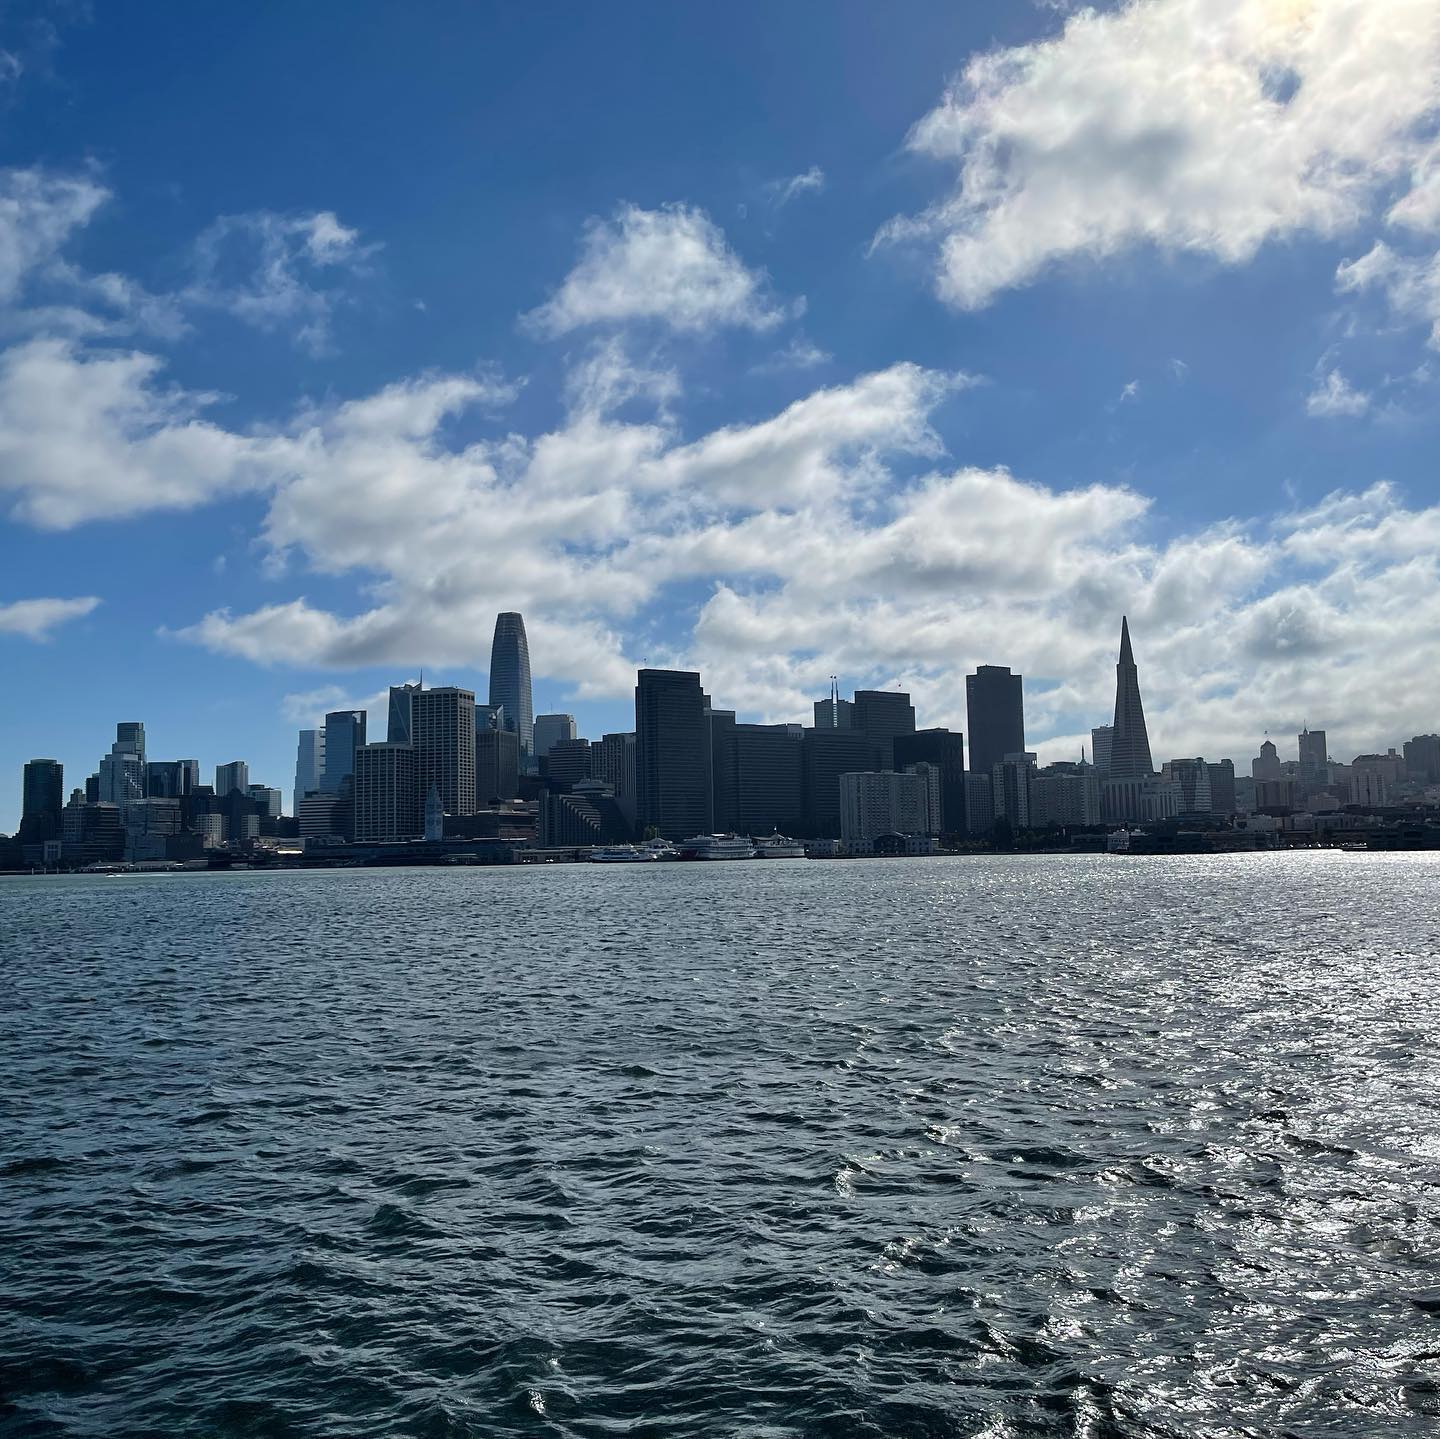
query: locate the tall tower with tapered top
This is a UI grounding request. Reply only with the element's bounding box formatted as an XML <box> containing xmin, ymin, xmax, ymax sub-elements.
<box><xmin>1108</xmin><ymin>616</ymin><xmax>1154</xmax><ymax>779</ymax></box>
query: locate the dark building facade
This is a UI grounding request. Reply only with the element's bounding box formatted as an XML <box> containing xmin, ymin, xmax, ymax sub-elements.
<box><xmin>733</xmin><ymin>724</ymin><xmax>804</xmax><ymax>835</ymax></box>
<box><xmin>801</xmin><ymin>728</ymin><xmax>873</xmax><ymax>838</ymax></box>
<box><xmin>20</xmin><ymin>759</ymin><xmax>63</xmax><ymax>842</ymax></box>
<box><xmin>475</xmin><ymin>727</ymin><xmax>521</xmax><ymax>803</ymax></box>
<box><xmin>541</xmin><ymin>738</ymin><xmax>592</xmax><ymax>790</ymax></box>
<box><xmin>894</xmin><ymin>728</ymin><xmax>966</xmax><ymax>834</ymax></box>
<box><xmin>851</xmin><ymin>690</ymin><xmax>916</xmax><ymax>770</ymax></box>
<box><xmin>1207</xmin><ymin>759</ymin><xmax>1237</xmax><ymax>816</ymax></box>
<box><xmin>635</xmin><ymin>669</ymin><xmax>712</xmax><ymax>839</ymax></box>
<box><xmin>966</xmin><ymin>666</ymin><xmax>1025</xmax><ymax>776</ymax></box>
<box><xmin>489</xmin><ymin>612</ymin><xmax>535</xmax><ymax>760</ymax></box>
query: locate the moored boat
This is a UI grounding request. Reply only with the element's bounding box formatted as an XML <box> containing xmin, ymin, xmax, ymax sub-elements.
<box><xmin>750</xmin><ymin>833</ymin><xmax>806</xmax><ymax>858</ymax></box>
<box><xmin>589</xmin><ymin>844</ymin><xmax>655</xmax><ymax>863</ymax></box>
<box><xmin>678</xmin><ymin>833</ymin><xmax>757</xmax><ymax>860</ymax></box>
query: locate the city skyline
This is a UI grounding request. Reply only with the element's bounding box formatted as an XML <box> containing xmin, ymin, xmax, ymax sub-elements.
<box><xmin>4</xmin><ymin>4</ymin><xmax>1440</xmax><ymax>833</ymax></box>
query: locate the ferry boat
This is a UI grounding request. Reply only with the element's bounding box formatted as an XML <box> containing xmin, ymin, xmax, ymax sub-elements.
<box><xmin>750</xmin><ymin>833</ymin><xmax>806</xmax><ymax>858</ymax></box>
<box><xmin>678</xmin><ymin>833</ymin><xmax>757</xmax><ymax>860</ymax></box>
<box><xmin>640</xmin><ymin>839</ymin><xmax>681</xmax><ymax>860</ymax></box>
<box><xmin>589</xmin><ymin>844</ymin><xmax>656</xmax><ymax>863</ymax></box>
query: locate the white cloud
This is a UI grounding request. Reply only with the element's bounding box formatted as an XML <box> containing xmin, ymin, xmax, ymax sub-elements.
<box><xmin>524</xmin><ymin>203</ymin><xmax>789</xmax><ymax>336</ymax></box>
<box><xmin>1388</xmin><ymin>139</ymin><xmax>1440</xmax><ymax>234</ymax></box>
<box><xmin>186</xmin><ymin>209</ymin><xmax>371</xmax><ymax>353</ymax></box>
<box><xmin>0</xmin><ymin>594</ymin><xmax>100</xmax><ymax>640</ymax></box>
<box><xmin>1305</xmin><ymin>367</ymin><xmax>1369</xmax><ymax>417</ymax></box>
<box><xmin>882</xmin><ymin>0</ymin><xmax>1440</xmax><ymax>308</ymax></box>
<box><xmin>1335</xmin><ymin>241</ymin><xmax>1440</xmax><ymax>348</ymax></box>
<box><xmin>750</xmin><ymin>337</ymin><xmax>832</xmax><ymax>375</ymax></box>
<box><xmin>765</xmin><ymin>166</ymin><xmax>826</xmax><ymax>207</ymax></box>
<box><xmin>0</xmin><ymin>168</ymin><xmax>109</xmax><ymax>301</ymax></box>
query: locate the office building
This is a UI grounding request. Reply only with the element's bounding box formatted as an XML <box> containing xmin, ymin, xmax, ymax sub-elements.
<box><xmin>839</xmin><ymin>771</ymin><xmax>931</xmax><ymax>846</ymax></box>
<box><xmin>353</xmin><ymin>742</ymin><xmax>420</xmax><ymax>842</ymax></box>
<box><xmin>964</xmin><ymin>772</ymin><xmax>995</xmax><ymax>835</ymax></box>
<box><xmin>1108</xmin><ymin>618</ymin><xmax>1154</xmax><ymax>779</ymax></box>
<box><xmin>475</xmin><ymin>726</ymin><xmax>521</xmax><ymax>803</ymax></box>
<box><xmin>1029</xmin><ymin>763</ymin><xmax>1101</xmax><ymax>828</ymax></box>
<box><xmin>299</xmin><ymin>791</ymin><xmax>349</xmax><ymax>844</ymax></box>
<box><xmin>893</xmin><ymin>729</ymin><xmax>965</xmax><ymax>833</ymax></box>
<box><xmin>293</xmin><ymin>729</ymin><xmax>325</xmax><ymax>815</ymax></box>
<box><xmin>800</xmin><ymin>727</ymin><xmax>872</xmax><ymax>838</ymax></box>
<box><xmin>322</xmin><ymin>710</ymin><xmax>367</xmax><ymax>793</ymax></box>
<box><xmin>1298</xmin><ymin>728</ymin><xmax>1328</xmax><ymax>783</ymax></box>
<box><xmin>215</xmin><ymin>761</ymin><xmax>249</xmax><ymax>797</ymax></box>
<box><xmin>635</xmin><ymin>669</ymin><xmax>712</xmax><ymax>839</ymax></box>
<box><xmin>1090</xmin><ymin>725</ymin><xmax>1114</xmax><ymax>774</ymax></box>
<box><xmin>411</xmin><ymin>686</ymin><xmax>476</xmax><ymax>816</ymax></box>
<box><xmin>489</xmin><ymin>612</ymin><xmax>535</xmax><ymax>759</ymax></box>
<box><xmin>146</xmin><ymin>760</ymin><xmax>198</xmax><ymax>799</ymax></box>
<box><xmin>966</xmin><ymin>667</ymin><xmax>1025</xmax><ymax>776</ymax></box>
<box><xmin>1252</xmin><ymin>739</ymin><xmax>1281</xmax><ymax>782</ymax></box>
<box><xmin>991</xmin><ymin>753</ymin><xmax>1037</xmax><ymax>828</ymax></box>
<box><xmin>388</xmin><ymin>683</ymin><xmax>423</xmax><ymax>744</ymax></box>
<box><xmin>733</xmin><ymin>723</ymin><xmax>804</xmax><ymax>835</ymax></box>
<box><xmin>851</xmin><ymin>689</ymin><xmax>916</xmax><ymax>770</ymax></box>
<box><xmin>98</xmin><ymin>723</ymin><xmax>146</xmax><ymax>808</ymax></box>
<box><xmin>1403</xmin><ymin>734</ymin><xmax>1440</xmax><ymax>786</ymax></box>
<box><xmin>814</xmin><ymin>680</ymin><xmax>853</xmax><ymax>730</ymax></box>
<box><xmin>475</xmin><ymin>702</ymin><xmax>505</xmax><ymax>734</ymax></box>
<box><xmin>533</xmin><ymin>713</ymin><xmax>577</xmax><ymax>759</ymax></box>
<box><xmin>1161</xmin><ymin>758</ymin><xmax>1215</xmax><ymax>814</ymax></box>
<box><xmin>593</xmin><ymin>732</ymin><xmax>636</xmax><ymax>807</ymax></box>
<box><xmin>20</xmin><ymin>759</ymin><xmax>63</xmax><ymax>842</ymax></box>
<box><xmin>542</xmin><ymin>737</ymin><xmax>592</xmax><ymax>789</ymax></box>
<box><xmin>1207</xmin><ymin>760</ymin><xmax>1237</xmax><ymax>816</ymax></box>
<box><xmin>247</xmin><ymin>785</ymin><xmax>283</xmax><ymax>819</ymax></box>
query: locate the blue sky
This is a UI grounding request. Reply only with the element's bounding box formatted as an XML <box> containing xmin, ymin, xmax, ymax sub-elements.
<box><xmin>3</xmin><ymin>0</ymin><xmax>1440</xmax><ymax>828</ymax></box>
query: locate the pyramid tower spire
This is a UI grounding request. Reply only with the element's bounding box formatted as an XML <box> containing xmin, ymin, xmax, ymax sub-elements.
<box><xmin>1108</xmin><ymin>615</ymin><xmax>1154</xmax><ymax>779</ymax></box>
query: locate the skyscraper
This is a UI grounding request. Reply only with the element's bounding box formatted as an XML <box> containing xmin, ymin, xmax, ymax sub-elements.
<box><xmin>294</xmin><ymin>729</ymin><xmax>325</xmax><ymax>814</ymax></box>
<box><xmin>215</xmin><ymin>761</ymin><xmax>249</xmax><ymax>796</ymax></box>
<box><xmin>411</xmin><ymin>687</ymin><xmax>476</xmax><ymax>816</ymax></box>
<box><xmin>1107</xmin><ymin>618</ymin><xmax>1154</xmax><ymax>780</ymax></box>
<box><xmin>353</xmin><ymin>742</ymin><xmax>419</xmax><ymax>842</ymax></box>
<box><xmin>533</xmin><ymin>713</ymin><xmax>577</xmax><ymax>759</ymax></box>
<box><xmin>635</xmin><ymin>668</ymin><xmax>711</xmax><ymax>839</ymax></box>
<box><xmin>851</xmin><ymin>690</ymin><xmax>916</xmax><ymax>770</ymax></box>
<box><xmin>98</xmin><ymin>723</ymin><xmax>146</xmax><ymax>808</ymax></box>
<box><xmin>489</xmin><ymin>612</ymin><xmax>534</xmax><ymax>760</ymax></box>
<box><xmin>800</xmin><ymin>727</ymin><xmax>872</xmax><ymax>838</ymax></box>
<box><xmin>814</xmin><ymin>679</ymin><xmax>853</xmax><ymax>730</ymax></box>
<box><xmin>20</xmin><ymin>759</ymin><xmax>63</xmax><ymax>842</ymax></box>
<box><xmin>1298</xmin><ymin>727</ymin><xmax>1328</xmax><ymax>782</ymax></box>
<box><xmin>475</xmin><ymin>726</ymin><xmax>521</xmax><ymax>802</ymax></box>
<box><xmin>322</xmin><ymin>711</ymin><xmax>367</xmax><ymax>793</ymax></box>
<box><xmin>146</xmin><ymin>760</ymin><xmax>198</xmax><ymax>799</ymax></box>
<box><xmin>966</xmin><ymin>667</ymin><xmax>1025</xmax><ymax>776</ymax></box>
<box><xmin>894</xmin><ymin>729</ymin><xmax>966</xmax><ymax>833</ymax></box>
<box><xmin>1090</xmin><ymin>725</ymin><xmax>1114</xmax><ymax>774</ymax></box>
<box><xmin>388</xmin><ymin>683</ymin><xmax>423</xmax><ymax>744</ymax></box>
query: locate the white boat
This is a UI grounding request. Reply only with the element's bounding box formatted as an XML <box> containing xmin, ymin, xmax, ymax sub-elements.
<box><xmin>750</xmin><ymin>833</ymin><xmax>806</xmax><ymax>858</ymax></box>
<box><xmin>589</xmin><ymin>845</ymin><xmax>655</xmax><ymax>863</ymax></box>
<box><xmin>639</xmin><ymin>838</ymin><xmax>680</xmax><ymax>860</ymax></box>
<box><xmin>678</xmin><ymin>833</ymin><xmax>757</xmax><ymax>860</ymax></box>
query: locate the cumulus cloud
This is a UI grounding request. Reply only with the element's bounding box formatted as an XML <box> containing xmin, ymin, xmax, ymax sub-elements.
<box><xmin>1305</xmin><ymin>367</ymin><xmax>1370</xmax><ymax>417</ymax></box>
<box><xmin>0</xmin><ymin>594</ymin><xmax>100</xmax><ymax>640</ymax></box>
<box><xmin>186</xmin><ymin>209</ymin><xmax>371</xmax><ymax>353</ymax></box>
<box><xmin>882</xmin><ymin>0</ymin><xmax>1440</xmax><ymax>308</ymax></box>
<box><xmin>524</xmin><ymin>203</ymin><xmax>789</xmax><ymax>335</ymax></box>
<box><xmin>0</xmin><ymin>167</ymin><xmax>109</xmax><ymax>300</ymax></box>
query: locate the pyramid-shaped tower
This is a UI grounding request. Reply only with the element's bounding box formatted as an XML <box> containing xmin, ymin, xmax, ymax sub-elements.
<box><xmin>1108</xmin><ymin>616</ymin><xmax>1154</xmax><ymax>779</ymax></box>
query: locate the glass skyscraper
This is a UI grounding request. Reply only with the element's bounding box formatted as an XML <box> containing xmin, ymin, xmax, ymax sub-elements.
<box><xmin>489</xmin><ymin>612</ymin><xmax>534</xmax><ymax>760</ymax></box>
<box><xmin>965</xmin><ymin>666</ymin><xmax>1025</xmax><ymax>776</ymax></box>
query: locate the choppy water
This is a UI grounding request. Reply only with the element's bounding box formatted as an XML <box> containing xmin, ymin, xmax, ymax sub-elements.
<box><xmin>2</xmin><ymin>854</ymin><xmax>1439</xmax><ymax>1437</ymax></box>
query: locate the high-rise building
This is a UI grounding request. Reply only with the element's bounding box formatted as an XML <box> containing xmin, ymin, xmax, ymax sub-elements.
<box><xmin>992</xmin><ymin>753</ymin><xmax>1037</xmax><ymax>828</ymax></box>
<box><xmin>733</xmin><ymin>724</ymin><xmax>804</xmax><ymax>835</ymax></box>
<box><xmin>1029</xmin><ymin>763</ymin><xmax>1101</xmax><ymax>827</ymax></box>
<box><xmin>893</xmin><ymin>729</ymin><xmax>965</xmax><ymax>834</ymax></box>
<box><xmin>1207</xmin><ymin>760</ymin><xmax>1237</xmax><ymax>816</ymax></box>
<box><xmin>294</xmin><ymin>729</ymin><xmax>325</xmax><ymax>814</ymax></box>
<box><xmin>1404</xmin><ymin>735</ymin><xmax>1440</xmax><ymax>786</ymax></box>
<box><xmin>489</xmin><ymin>612</ymin><xmax>535</xmax><ymax>760</ymax></box>
<box><xmin>1161</xmin><ymin>758</ymin><xmax>1215</xmax><ymax>814</ymax></box>
<box><xmin>20</xmin><ymin>759</ymin><xmax>63</xmax><ymax>842</ymax></box>
<box><xmin>475</xmin><ymin>726</ymin><xmax>521</xmax><ymax>803</ymax></box>
<box><xmin>1090</xmin><ymin>725</ymin><xmax>1114</xmax><ymax>774</ymax></box>
<box><xmin>353</xmin><ymin>743</ymin><xmax>420</xmax><ymax>842</ymax></box>
<box><xmin>635</xmin><ymin>669</ymin><xmax>711</xmax><ymax>840</ymax></box>
<box><xmin>1252</xmin><ymin>740</ymin><xmax>1281</xmax><ymax>781</ymax></box>
<box><xmin>411</xmin><ymin>686</ymin><xmax>476</xmax><ymax>817</ymax></box>
<box><xmin>966</xmin><ymin>667</ymin><xmax>1025</xmax><ymax>776</ymax></box>
<box><xmin>475</xmin><ymin>703</ymin><xmax>505</xmax><ymax>734</ymax></box>
<box><xmin>322</xmin><ymin>711</ymin><xmax>367</xmax><ymax>793</ymax></box>
<box><xmin>1107</xmin><ymin>618</ymin><xmax>1154</xmax><ymax>780</ymax></box>
<box><xmin>593</xmin><ymin>732</ymin><xmax>636</xmax><ymax>808</ymax></box>
<box><xmin>851</xmin><ymin>690</ymin><xmax>916</xmax><ymax>770</ymax></box>
<box><xmin>1298</xmin><ymin>728</ymin><xmax>1328</xmax><ymax>783</ymax></box>
<box><xmin>800</xmin><ymin>728</ymin><xmax>873</xmax><ymax>838</ymax></box>
<box><xmin>533</xmin><ymin>713</ymin><xmax>577</xmax><ymax>759</ymax></box>
<box><xmin>146</xmin><ymin>760</ymin><xmax>198</xmax><ymax>799</ymax></box>
<box><xmin>247</xmin><ymin>785</ymin><xmax>283</xmax><ymax>819</ymax></box>
<box><xmin>542</xmin><ymin>737</ymin><xmax>592</xmax><ymax>789</ymax></box>
<box><xmin>215</xmin><ymin>761</ymin><xmax>249</xmax><ymax>797</ymax></box>
<box><xmin>813</xmin><ymin>679</ymin><xmax>853</xmax><ymax>731</ymax></box>
<box><xmin>839</xmin><ymin>771</ymin><xmax>931</xmax><ymax>845</ymax></box>
<box><xmin>388</xmin><ymin>683</ymin><xmax>423</xmax><ymax>744</ymax></box>
<box><xmin>98</xmin><ymin>723</ymin><xmax>146</xmax><ymax>808</ymax></box>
